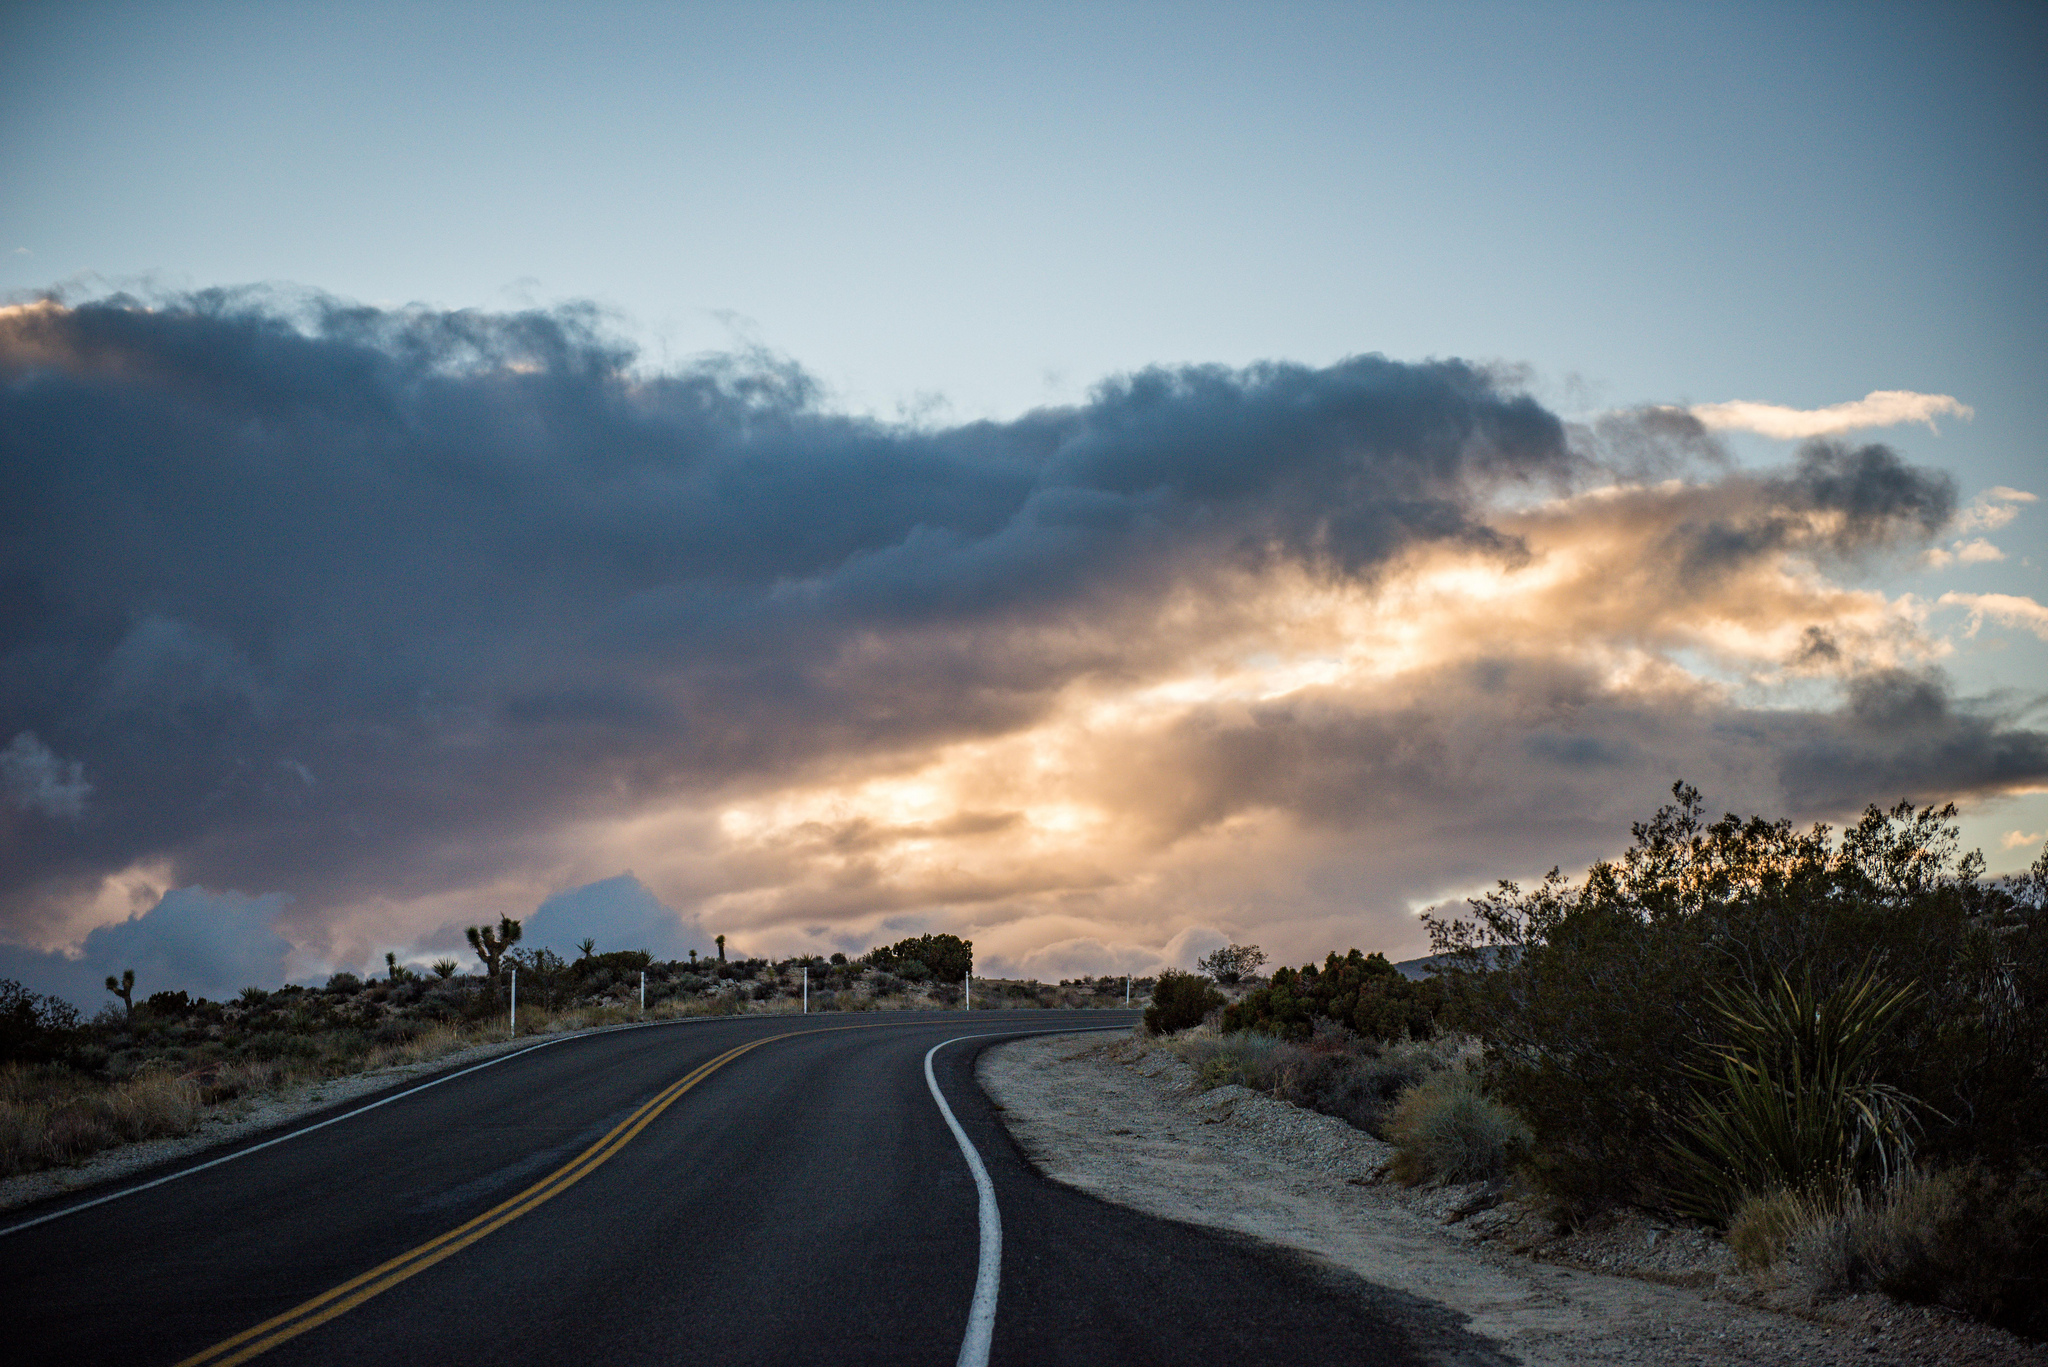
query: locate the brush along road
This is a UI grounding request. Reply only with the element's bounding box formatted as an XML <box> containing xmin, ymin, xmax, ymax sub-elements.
<box><xmin>0</xmin><ymin>1011</ymin><xmax>1490</xmax><ymax>1367</ymax></box>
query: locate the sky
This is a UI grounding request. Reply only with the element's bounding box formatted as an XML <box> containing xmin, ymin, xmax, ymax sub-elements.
<box><xmin>2</xmin><ymin>1</ymin><xmax>2045</xmax><ymax>1006</ymax></box>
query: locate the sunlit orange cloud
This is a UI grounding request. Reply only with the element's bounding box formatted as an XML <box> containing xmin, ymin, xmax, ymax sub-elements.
<box><xmin>483</xmin><ymin>474</ymin><xmax>1980</xmax><ymax>975</ymax></box>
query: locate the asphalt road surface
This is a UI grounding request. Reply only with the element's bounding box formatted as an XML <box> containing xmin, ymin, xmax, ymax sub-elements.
<box><xmin>2</xmin><ymin>1010</ymin><xmax>1499</xmax><ymax>1366</ymax></box>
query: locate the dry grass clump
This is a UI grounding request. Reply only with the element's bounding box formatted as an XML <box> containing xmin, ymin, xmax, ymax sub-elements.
<box><xmin>1722</xmin><ymin>1168</ymin><xmax>2048</xmax><ymax>1340</ymax></box>
<box><xmin>1726</xmin><ymin>1185</ymin><xmax>1840</xmax><ymax>1270</ymax></box>
<box><xmin>0</xmin><ymin>1063</ymin><xmax>202</xmax><ymax>1177</ymax></box>
<box><xmin>1386</xmin><ymin>1067</ymin><xmax>1532</xmax><ymax>1187</ymax></box>
<box><xmin>1798</xmin><ymin>1169</ymin><xmax>2047</xmax><ymax>1339</ymax></box>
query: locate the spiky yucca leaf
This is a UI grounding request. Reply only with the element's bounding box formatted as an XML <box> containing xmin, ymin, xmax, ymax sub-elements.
<box><xmin>1668</xmin><ymin>964</ymin><xmax>1923</xmax><ymax>1221</ymax></box>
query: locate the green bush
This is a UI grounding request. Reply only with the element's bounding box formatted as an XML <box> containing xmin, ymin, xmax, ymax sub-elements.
<box><xmin>866</xmin><ymin>934</ymin><xmax>972</xmax><ymax>982</ymax></box>
<box><xmin>1222</xmin><ymin>949</ymin><xmax>1445</xmax><ymax>1042</ymax></box>
<box><xmin>571</xmin><ymin>949</ymin><xmax>650</xmax><ymax>981</ymax></box>
<box><xmin>1385</xmin><ymin>1068</ymin><xmax>1532</xmax><ymax>1186</ymax></box>
<box><xmin>1144</xmin><ymin>970</ymin><xmax>1224</xmax><ymax>1035</ymax></box>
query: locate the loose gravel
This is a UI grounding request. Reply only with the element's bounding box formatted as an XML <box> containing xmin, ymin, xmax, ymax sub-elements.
<box><xmin>979</xmin><ymin>1030</ymin><xmax>2044</xmax><ymax>1367</ymax></box>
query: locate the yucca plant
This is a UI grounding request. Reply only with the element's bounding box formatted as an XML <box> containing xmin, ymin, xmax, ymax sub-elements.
<box><xmin>1669</xmin><ymin>963</ymin><xmax>1925</xmax><ymax>1222</ymax></box>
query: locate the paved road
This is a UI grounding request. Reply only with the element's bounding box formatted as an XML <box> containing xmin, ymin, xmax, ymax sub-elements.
<box><xmin>2</xmin><ymin>1010</ymin><xmax>1495</xmax><ymax>1366</ymax></box>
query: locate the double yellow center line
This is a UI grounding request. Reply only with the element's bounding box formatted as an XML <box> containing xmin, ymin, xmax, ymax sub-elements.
<box><xmin>176</xmin><ymin>1031</ymin><xmax>792</xmax><ymax>1367</ymax></box>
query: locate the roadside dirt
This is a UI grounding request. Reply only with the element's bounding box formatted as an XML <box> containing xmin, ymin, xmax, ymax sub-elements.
<box><xmin>979</xmin><ymin>1031</ymin><xmax>2044</xmax><ymax>1367</ymax></box>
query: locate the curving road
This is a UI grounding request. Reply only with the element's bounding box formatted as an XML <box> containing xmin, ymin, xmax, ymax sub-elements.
<box><xmin>1</xmin><ymin>1011</ymin><xmax>1489</xmax><ymax>1366</ymax></box>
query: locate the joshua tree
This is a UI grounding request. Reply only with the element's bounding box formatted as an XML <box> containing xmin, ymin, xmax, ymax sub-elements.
<box><xmin>716</xmin><ymin>934</ymin><xmax>726</xmax><ymax>962</ymax></box>
<box><xmin>577</xmin><ymin>937</ymin><xmax>596</xmax><ymax>961</ymax></box>
<box><xmin>466</xmin><ymin>916</ymin><xmax>523</xmax><ymax>1000</ymax></box>
<box><xmin>105</xmin><ymin>968</ymin><xmax>135</xmax><ymax>1020</ymax></box>
<box><xmin>431</xmin><ymin>958</ymin><xmax>459</xmax><ymax>979</ymax></box>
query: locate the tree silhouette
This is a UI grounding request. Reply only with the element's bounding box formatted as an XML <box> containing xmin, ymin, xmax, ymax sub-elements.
<box><xmin>104</xmin><ymin>968</ymin><xmax>135</xmax><ymax>1020</ymax></box>
<box><xmin>465</xmin><ymin>916</ymin><xmax>523</xmax><ymax>1002</ymax></box>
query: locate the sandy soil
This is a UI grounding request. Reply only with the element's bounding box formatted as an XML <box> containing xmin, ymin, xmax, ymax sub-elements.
<box><xmin>979</xmin><ymin>1031</ymin><xmax>2044</xmax><ymax>1367</ymax></box>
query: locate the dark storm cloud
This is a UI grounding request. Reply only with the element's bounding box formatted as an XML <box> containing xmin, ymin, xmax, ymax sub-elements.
<box><xmin>1773</xmin><ymin>669</ymin><xmax>2048</xmax><ymax>811</ymax></box>
<box><xmin>1667</xmin><ymin>439</ymin><xmax>1957</xmax><ymax>582</ymax></box>
<box><xmin>1773</xmin><ymin>440</ymin><xmax>1957</xmax><ymax>544</ymax></box>
<box><xmin>0</xmin><ymin>292</ymin><xmax>1571</xmax><ymax>937</ymax></box>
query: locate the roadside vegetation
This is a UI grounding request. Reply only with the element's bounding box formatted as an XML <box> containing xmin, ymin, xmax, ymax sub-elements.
<box><xmin>0</xmin><ymin>928</ymin><xmax>1136</xmax><ymax>1182</ymax></box>
<box><xmin>1143</xmin><ymin>786</ymin><xmax>2048</xmax><ymax>1340</ymax></box>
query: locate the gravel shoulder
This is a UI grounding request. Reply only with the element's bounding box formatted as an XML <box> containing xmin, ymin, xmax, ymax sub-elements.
<box><xmin>979</xmin><ymin>1031</ymin><xmax>2044</xmax><ymax>1367</ymax></box>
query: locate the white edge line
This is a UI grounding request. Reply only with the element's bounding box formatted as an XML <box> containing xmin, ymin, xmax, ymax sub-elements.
<box><xmin>0</xmin><ymin>1011</ymin><xmax>724</xmax><ymax>1239</ymax></box>
<box><xmin>926</xmin><ymin>1025</ymin><xmax>1129</xmax><ymax>1367</ymax></box>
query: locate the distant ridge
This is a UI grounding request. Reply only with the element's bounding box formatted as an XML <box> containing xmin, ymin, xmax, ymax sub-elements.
<box><xmin>1391</xmin><ymin>946</ymin><xmax>1519</xmax><ymax>980</ymax></box>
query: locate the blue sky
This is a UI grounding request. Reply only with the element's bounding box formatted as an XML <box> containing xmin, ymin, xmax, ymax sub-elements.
<box><xmin>3</xmin><ymin>2</ymin><xmax>2044</xmax><ymax>999</ymax></box>
<box><xmin>6</xmin><ymin>3</ymin><xmax>2041</xmax><ymax>422</ymax></box>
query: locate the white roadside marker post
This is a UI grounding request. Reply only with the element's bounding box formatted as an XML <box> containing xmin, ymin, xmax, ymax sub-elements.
<box><xmin>509</xmin><ymin>966</ymin><xmax>517</xmax><ymax>1039</ymax></box>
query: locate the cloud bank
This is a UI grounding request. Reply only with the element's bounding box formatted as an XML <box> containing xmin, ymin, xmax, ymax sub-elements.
<box><xmin>1</xmin><ymin>292</ymin><xmax>2042</xmax><ymax>998</ymax></box>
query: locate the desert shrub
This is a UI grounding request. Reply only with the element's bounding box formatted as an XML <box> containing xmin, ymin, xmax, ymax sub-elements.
<box><xmin>0</xmin><ymin>979</ymin><xmax>81</xmax><ymax>1064</ymax></box>
<box><xmin>1288</xmin><ymin>1040</ymin><xmax>1459</xmax><ymax>1137</ymax></box>
<box><xmin>1223</xmin><ymin>949</ymin><xmax>1445</xmax><ymax>1042</ymax></box>
<box><xmin>1427</xmin><ymin>784</ymin><xmax>2048</xmax><ymax>1218</ymax></box>
<box><xmin>371</xmin><ymin>1018</ymin><xmax>425</xmax><ymax>1045</ymax></box>
<box><xmin>1176</xmin><ymin>1026</ymin><xmax>1477</xmax><ymax>1136</ymax></box>
<box><xmin>1386</xmin><ymin>1068</ymin><xmax>1532</xmax><ymax>1187</ymax></box>
<box><xmin>1195</xmin><ymin>943</ymin><xmax>1267</xmax><ymax>985</ymax></box>
<box><xmin>866</xmin><ymin>935</ymin><xmax>972</xmax><ymax>982</ymax></box>
<box><xmin>1796</xmin><ymin>1167</ymin><xmax>2048</xmax><ymax>1338</ymax></box>
<box><xmin>1144</xmin><ymin>970</ymin><xmax>1225</xmax><ymax>1035</ymax></box>
<box><xmin>1178</xmin><ymin>1032</ymin><xmax>1285</xmax><ymax>1090</ymax></box>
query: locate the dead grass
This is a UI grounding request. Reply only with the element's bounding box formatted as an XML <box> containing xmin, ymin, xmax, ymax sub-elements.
<box><xmin>0</xmin><ymin>1064</ymin><xmax>204</xmax><ymax>1177</ymax></box>
<box><xmin>1727</xmin><ymin>1185</ymin><xmax>1841</xmax><ymax>1271</ymax></box>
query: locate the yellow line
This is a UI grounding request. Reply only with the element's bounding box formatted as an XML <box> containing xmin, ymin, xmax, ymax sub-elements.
<box><xmin>174</xmin><ymin>1034</ymin><xmax>780</xmax><ymax>1367</ymax></box>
